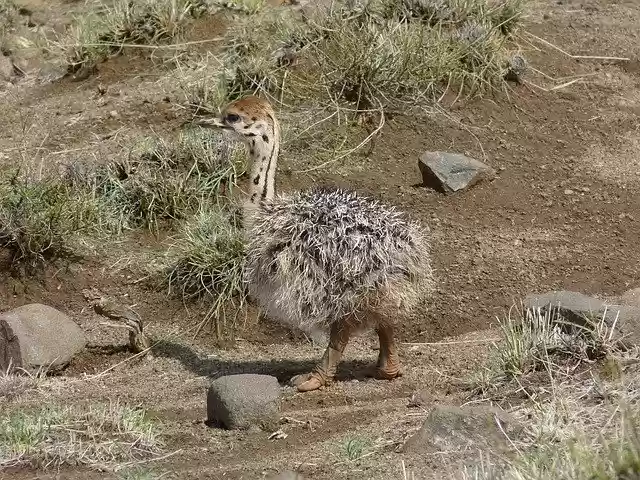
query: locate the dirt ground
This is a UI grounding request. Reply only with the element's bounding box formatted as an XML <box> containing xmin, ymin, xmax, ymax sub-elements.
<box><xmin>2</xmin><ymin>0</ymin><xmax>640</xmax><ymax>478</ymax></box>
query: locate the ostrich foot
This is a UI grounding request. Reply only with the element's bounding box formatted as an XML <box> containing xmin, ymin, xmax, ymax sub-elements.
<box><xmin>375</xmin><ymin>361</ymin><xmax>403</xmax><ymax>380</ymax></box>
<box><xmin>291</xmin><ymin>322</ymin><xmax>352</xmax><ymax>393</ymax></box>
<box><xmin>373</xmin><ymin>324</ymin><xmax>403</xmax><ymax>381</ymax></box>
<box><xmin>290</xmin><ymin>372</ymin><xmax>327</xmax><ymax>392</ymax></box>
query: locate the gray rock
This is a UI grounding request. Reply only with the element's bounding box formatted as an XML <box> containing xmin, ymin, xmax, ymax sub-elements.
<box><xmin>523</xmin><ymin>290</ymin><xmax>604</xmax><ymax>328</ymax></box>
<box><xmin>418</xmin><ymin>151</ymin><xmax>496</xmax><ymax>194</ymax></box>
<box><xmin>0</xmin><ymin>55</ymin><xmax>15</xmax><ymax>82</ymax></box>
<box><xmin>620</xmin><ymin>287</ymin><xmax>640</xmax><ymax>308</ymax></box>
<box><xmin>0</xmin><ymin>304</ymin><xmax>86</xmax><ymax>372</ymax></box>
<box><xmin>601</xmin><ymin>305</ymin><xmax>640</xmax><ymax>348</ymax></box>
<box><xmin>207</xmin><ymin>374</ymin><xmax>281</xmax><ymax>430</ymax></box>
<box><xmin>403</xmin><ymin>404</ymin><xmax>523</xmax><ymax>454</ymax></box>
<box><xmin>266</xmin><ymin>472</ymin><xmax>304</xmax><ymax>480</ymax></box>
<box><xmin>505</xmin><ymin>54</ymin><xmax>528</xmax><ymax>84</ymax></box>
<box><xmin>523</xmin><ymin>290</ymin><xmax>640</xmax><ymax>348</ymax></box>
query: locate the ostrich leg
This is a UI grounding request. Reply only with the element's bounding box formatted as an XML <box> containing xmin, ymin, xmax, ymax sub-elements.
<box><xmin>375</xmin><ymin>324</ymin><xmax>403</xmax><ymax>379</ymax></box>
<box><xmin>292</xmin><ymin>321</ymin><xmax>352</xmax><ymax>392</ymax></box>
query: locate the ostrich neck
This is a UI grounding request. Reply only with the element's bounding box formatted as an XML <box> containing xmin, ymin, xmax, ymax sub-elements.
<box><xmin>242</xmin><ymin>124</ymin><xmax>280</xmax><ymax>228</ymax></box>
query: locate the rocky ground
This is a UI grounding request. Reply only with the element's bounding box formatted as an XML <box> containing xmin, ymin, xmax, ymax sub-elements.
<box><xmin>1</xmin><ymin>0</ymin><xmax>640</xmax><ymax>478</ymax></box>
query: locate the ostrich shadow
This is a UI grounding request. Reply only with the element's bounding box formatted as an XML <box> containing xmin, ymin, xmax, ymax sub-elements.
<box><xmin>152</xmin><ymin>340</ymin><xmax>374</xmax><ymax>384</ymax></box>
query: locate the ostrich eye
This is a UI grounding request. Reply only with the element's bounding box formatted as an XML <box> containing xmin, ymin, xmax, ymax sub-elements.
<box><xmin>225</xmin><ymin>113</ymin><xmax>240</xmax><ymax>123</ymax></box>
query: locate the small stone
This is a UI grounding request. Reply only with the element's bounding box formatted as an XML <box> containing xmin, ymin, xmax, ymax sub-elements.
<box><xmin>109</xmin><ymin>110</ymin><xmax>119</xmax><ymax>118</ymax></box>
<box><xmin>207</xmin><ymin>374</ymin><xmax>281</xmax><ymax>430</ymax></box>
<box><xmin>418</xmin><ymin>151</ymin><xmax>496</xmax><ymax>194</ymax></box>
<box><xmin>0</xmin><ymin>304</ymin><xmax>86</xmax><ymax>372</ymax></box>
<box><xmin>620</xmin><ymin>287</ymin><xmax>640</xmax><ymax>308</ymax></box>
<box><xmin>0</xmin><ymin>55</ymin><xmax>15</xmax><ymax>82</ymax></box>
<box><xmin>564</xmin><ymin>189</ymin><xmax>574</xmax><ymax>195</ymax></box>
<box><xmin>402</xmin><ymin>405</ymin><xmax>523</xmax><ymax>454</ymax></box>
<box><xmin>266</xmin><ymin>472</ymin><xmax>304</xmax><ymax>480</ymax></box>
<box><xmin>504</xmin><ymin>54</ymin><xmax>528</xmax><ymax>84</ymax></box>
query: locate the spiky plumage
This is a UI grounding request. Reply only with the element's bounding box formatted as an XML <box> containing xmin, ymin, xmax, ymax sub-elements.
<box><xmin>245</xmin><ymin>186</ymin><xmax>433</xmax><ymax>332</ymax></box>
<box><xmin>195</xmin><ymin>95</ymin><xmax>433</xmax><ymax>391</ymax></box>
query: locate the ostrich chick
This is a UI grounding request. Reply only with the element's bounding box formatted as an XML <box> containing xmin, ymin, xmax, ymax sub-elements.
<box><xmin>195</xmin><ymin>96</ymin><xmax>433</xmax><ymax>392</ymax></box>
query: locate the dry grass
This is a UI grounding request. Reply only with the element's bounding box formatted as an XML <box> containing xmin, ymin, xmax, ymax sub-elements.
<box><xmin>0</xmin><ymin>168</ymin><xmax>109</xmax><ymax>271</ymax></box>
<box><xmin>0</xmin><ymin>400</ymin><xmax>161</xmax><ymax>470</ymax></box>
<box><xmin>158</xmin><ymin>204</ymin><xmax>247</xmax><ymax>338</ymax></box>
<box><xmin>67</xmin><ymin>128</ymin><xmax>244</xmax><ymax>232</ymax></box>
<box><xmin>173</xmin><ymin>0</ymin><xmax>530</xmax><ymax>173</ymax></box>
<box><xmin>471</xmin><ymin>305</ymin><xmax>619</xmax><ymax>394</ymax></box>
<box><xmin>48</xmin><ymin>0</ymin><xmax>211</xmax><ymax>73</ymax></box>
<box><xmin>201</xmin><ymin>0</ymin><xmax>529</xmax><ymax>112</ymax></box>
<box><xmin>0</xmin><ymin>366</ymin><xmax>45</xmax><ymax>402</ymax></box>
<box><xmin>463</xmin><ymin>305</ymin><xmax>640</xmax><ymax>479</ymax></box>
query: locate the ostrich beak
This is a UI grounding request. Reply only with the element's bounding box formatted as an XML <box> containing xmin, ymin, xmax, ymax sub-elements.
<box><xmin>192</xmin><ymin>116</ymin><xmax>228</xmax><ymax>129</ymax></box>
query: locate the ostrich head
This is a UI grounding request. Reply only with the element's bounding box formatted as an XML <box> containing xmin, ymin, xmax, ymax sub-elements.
<box><xmin>194</xmin><ymin>96</ymin><xmax>282</xmax><ymax>211</ymax></box>
<box><xmin>194</xmin><ymin>96</ymin><xmax>279</xmax><ymax>146</ymax></box>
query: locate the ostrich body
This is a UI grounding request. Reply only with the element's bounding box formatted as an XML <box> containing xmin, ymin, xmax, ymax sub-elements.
<box><xmin>196</xmin><ymin>96</ymin><xmax>433</xmax><ymax>392</ymax></box>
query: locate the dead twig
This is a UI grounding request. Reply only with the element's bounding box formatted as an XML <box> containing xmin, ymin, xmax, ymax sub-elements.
<box><xmin>524</xmin><ymin>31</ymin><xmax>630</xmax><ymax>61</ymax></box>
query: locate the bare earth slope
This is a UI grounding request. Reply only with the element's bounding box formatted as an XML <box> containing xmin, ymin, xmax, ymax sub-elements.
<box><xmin>1</xmin><ymin>0</ymin><xmax>640</xmax><ymax>478</ymax></box>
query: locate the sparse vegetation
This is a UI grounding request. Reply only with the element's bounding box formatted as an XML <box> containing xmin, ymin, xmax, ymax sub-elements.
<box><xmin>472</xmin><ymin>305</ymin><xmax>619</xmax><ymax>393</ymax></box>
<box><xmin>340</xmin><ymin>436</ymin><xmax>372</xmax><ymax>461</ymax></box>
<box><xmin>0</xmin><ymin>401</ymin><xmax>161</xmax><ymax>469</ymax></box>
<box><xmin>67</xmin><ymin>128</ymin><xmax>244</xmax><ymax>232</ymax></box>
<box><xmin>117</xmin><ymin>466</ymin><xmax>167</xmax><ymax>480</ymax></box>
<box><xmin>219</xmin><ymin>0</ymin><xmax>266</xmax><ymax>15</ymax></box>
<box><xmin>52</xmin><ymin>0</ymin><xmax>211</xmax><ymax>72</ymax></box>
<box><xmin>465</xmin><ymin>304</ymin><xmax>640</xmax><ymax>480</ymax></box>
<box><xmin>1</xmin><ymin>0</ymin><xmax>637</xmax><ymax>476</ymax></box>
<box><xmin>160</xmin><ymin>205</ymin><xmax>246</xmax><ymax>336</ymax></box>
<box><xmin>0</xmin><ymin>366</ymin><xmax>44</xmax><ymax>401</ymax></box>
<box><xmin>0</xmin><ymin>170</ymin><xmax>107</xmax><ymax>271</ymax></box>
<box><xmin>189</xmin><ymin>0</ymin><xmax>529</xmax><ymax>114</ymax></box>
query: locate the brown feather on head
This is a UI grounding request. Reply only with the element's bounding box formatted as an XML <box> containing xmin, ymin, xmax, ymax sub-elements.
<box><xmin>194</xmin><ymin>96</ymin><xmax>276</xmax><ymax>143</ymax></box>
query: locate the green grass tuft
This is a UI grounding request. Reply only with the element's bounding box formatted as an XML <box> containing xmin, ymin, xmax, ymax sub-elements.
<box><xmin>340</xmin><ymin>435</ymin><xmax>372</xmax><ymax>461</ymax></box>
<box><xmin>159</xmin><ymin>205</ymin><xmax>246</xmax><ymax>337</ymax></box>
<box><xmin>69</xmin><ymin>128</ymin><xmax>245</xmax><ymax>232</ymax></box>
<box><xmin>0</xmin><ymin>170</ymin><xmax>108</xmax><ymax>271</ymax></box>
<box><xmin>52</xmin><ymin>0</ymin><xmax>211</xmax><ymax>73</ymax></box>
<box><xmin>0</xmin><ymin>401</ymin><xmax>161</xmax><ymax>469</ymax></box>
<box><xmin>211</xmin><ymin>0</ymin><xmax>528</xmax><ymax>111</ymax></box>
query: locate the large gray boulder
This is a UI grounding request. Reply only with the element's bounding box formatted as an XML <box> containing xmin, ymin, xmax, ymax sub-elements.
<box><xmin>0</xmin><ymin>304</ymin><xmax>86</xmax><ymax>372</ymax></box>
<box><xmin>418</xmin><ymin>151</ymin><xmax>496</xmax><ymax>194</ymax></box>
<box><xmin>207</xmin><ymin>374</ymin><xmax>281</xmax><ymax>430</ymax></box>
<box><xmin>523</xmin><ymin>290</ymin><xmax>603</xmax><ymax>327</ymax></box>
<box><xmin>403</xmin><ymin>405</ymin><xmax>523</xmax><ymax>454</ymax></box>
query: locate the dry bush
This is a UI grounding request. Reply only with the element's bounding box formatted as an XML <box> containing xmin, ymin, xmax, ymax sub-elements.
<box><xmin>68</xmin><ymin>128</ymin><xmax>244</xmax><ymax>232</ymax></box>
<box><xmin>465</xmin><ymin>362</ymin><xmax>640</xmax><ymax>479</ymax></box>
<box><xmin>50</xmin><ymin>0</ymin><xmax>211</xmax><ymax>72</ymax></box>
<box><xmin>464</xmin><ymin>305</ymin><xmax>640</xmax><ymax>480</ymax></box>
<box><xmin>471</xmin><ymin>305</ymin><xmax>619</xmax><ymax>395</ymax></box>
<box><xmin>210</xmin><ymin>0</ymin><xmax>528</xmax><ymax>111</ymax></box>
<box><xmin>0</xmin><ymin>169</ymin><xmax>108</xmax><ymax>271</ymax></box>
<box><xmin>158</xmin><ymin>205</ymin><xmax>246</xmax><ymax>338</ymax></box>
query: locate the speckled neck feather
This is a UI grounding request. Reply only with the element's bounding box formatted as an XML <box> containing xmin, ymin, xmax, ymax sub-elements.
<box><xmin>243</xmin><ymin>115</ymin><xmax>280</xmax><ymax>227</ymax></box>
